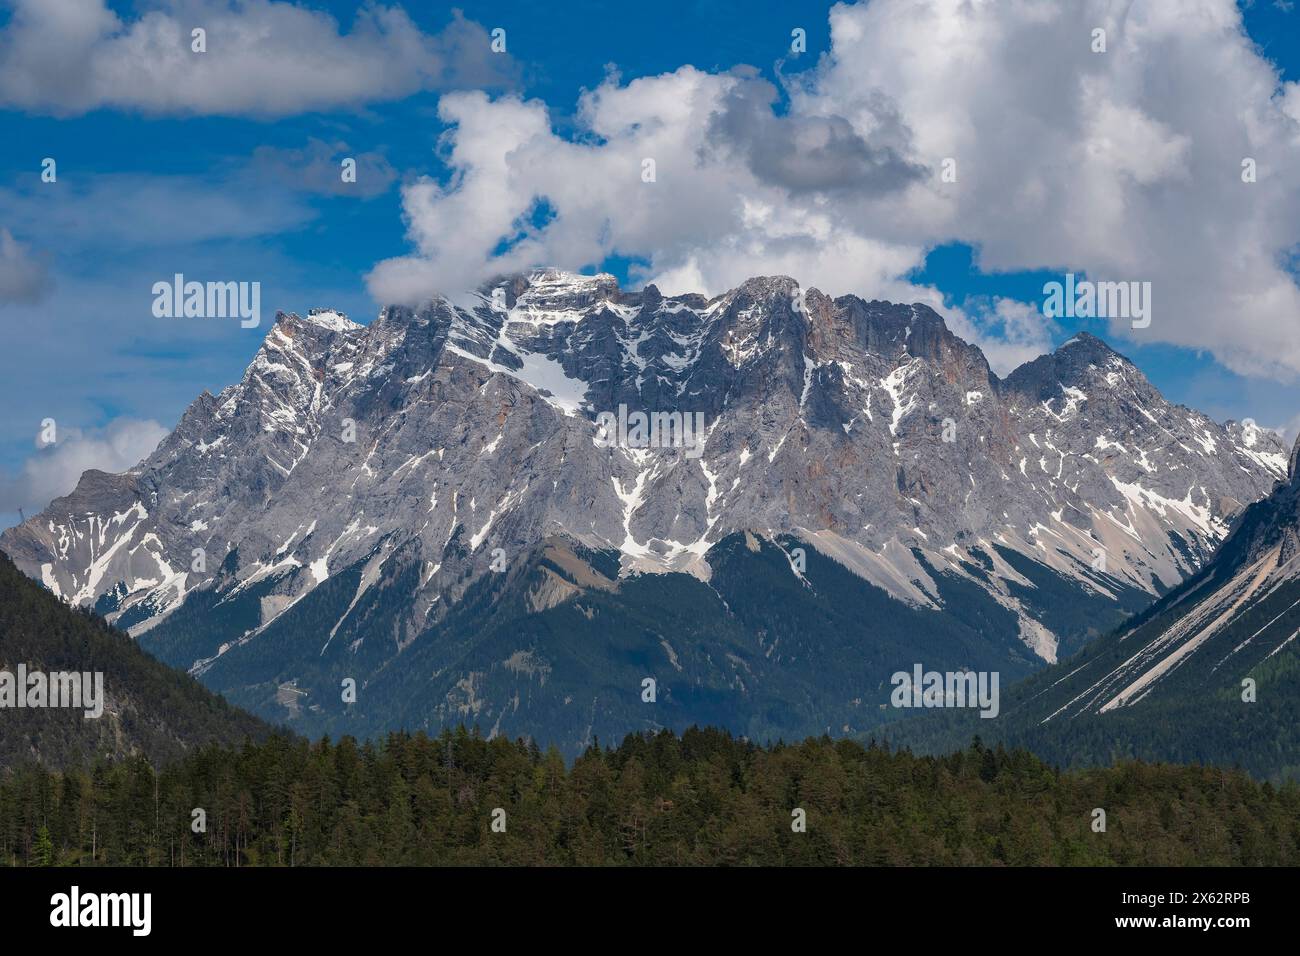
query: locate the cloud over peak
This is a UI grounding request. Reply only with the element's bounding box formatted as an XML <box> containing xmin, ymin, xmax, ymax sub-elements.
<box><xmin>0</xmin><ymin>417</ymin><xmax>168</xmax><ymax>515</ymax></box>
<box><xmin>369</xmin><ymin>0</ymin><xmax>1300</xmax><ymax>382</ymax></box>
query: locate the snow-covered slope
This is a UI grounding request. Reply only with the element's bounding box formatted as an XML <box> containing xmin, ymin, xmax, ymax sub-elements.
<box><xmin>887</xmin><ymin>435</ymin><xmax>1300</xmax><ymax>780</ymax></box>
<box><xmin>1035</xmin><ymin>434</ymin><xmax>1300</xmax><ymax>720</ymax></box>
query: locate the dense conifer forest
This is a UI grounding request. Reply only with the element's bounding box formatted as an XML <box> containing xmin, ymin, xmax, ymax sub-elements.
<box><xmin>4</xmin><ymin>728</ymin><xmax>1298</xmax><ymax>866</ymax></box>
<box><xmin>5</xmin><ymin>542</ymin><xmax>1300</xmax><ymax>868</ymax></box>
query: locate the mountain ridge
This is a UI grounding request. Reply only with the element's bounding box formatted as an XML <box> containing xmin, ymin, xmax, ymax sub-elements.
<box><xmin>0</xmin><ymin>269</ymin><xmax>1289</xmax><ymax>753</ymax></box>
<box><xmin>884</xmin><ymin>433</ymin><xmax>1300</xmax><ymax>779</ymax></box>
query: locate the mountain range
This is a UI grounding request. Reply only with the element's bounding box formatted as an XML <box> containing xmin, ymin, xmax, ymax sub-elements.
<box><xmin>0</xmin><ymin>270</ymin><xmax>1290</xmax><ymax>755</ymax></box>
<box><xmin>889</xmin><ymin>427</ymin><xmax>1300</xmax><ymax>779</ymax></box>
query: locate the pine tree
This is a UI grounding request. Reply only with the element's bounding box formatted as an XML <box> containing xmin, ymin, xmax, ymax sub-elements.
<box><xmin>31</xmin><ymin>826</ymin><xmax>54</xmax><ymax>867</ymax></box>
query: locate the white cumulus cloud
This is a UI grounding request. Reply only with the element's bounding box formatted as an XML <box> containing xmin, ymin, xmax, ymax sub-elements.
<box><xmin>0</xmin><ymin>0</ymin><xmax>515</xmax><ymax>117</ymax></box>
<box><xmin>369</xmin><ymin>0</ymin><xmax>1300</xmax><ymax>383</ymax></box>
<box><xmin>0</xmin><ymin>418</ymin><xmax>169</xmax><ymax>515</ymax></box>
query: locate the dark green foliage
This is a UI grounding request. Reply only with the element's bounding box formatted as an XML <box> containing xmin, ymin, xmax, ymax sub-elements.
<box><xmin>2</xmin><ymin>728</ymin><xmax>1296</xmax><ymax>866</ymax></box>
<box><xmin>138</xmin><ymin>566</ymin><xmax>278</xmax><ymax>673</ymax></box>
<box><xmin>987</xmin><ymin>544</ymin><xmax>1150</xmax><ymax>658</ymax></box>
<box><xmin>884</xmin><ymin>572</ymin><xmax>1300</xmax><ymax>781</ymax></box>
<box><xmin>0</xmin><ymin>552</ymin><xmax>276</xmax><ymax>771</ymax></box>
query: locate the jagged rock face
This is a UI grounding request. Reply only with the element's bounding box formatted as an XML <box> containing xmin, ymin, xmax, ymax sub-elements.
<box><xmin>1212</xmin><ymin>433</ymin><xmax>1300</xmax><ymax>576</ymax></box>
<box><xmin>991</xmin><ymin>434</ymin><xmax>1300</xmax><ymax>737</ymax></box>
<box><xmin>0</xmin><ymin>272</ymin><xmax>1289</xmax><ymax>687</ymax></box>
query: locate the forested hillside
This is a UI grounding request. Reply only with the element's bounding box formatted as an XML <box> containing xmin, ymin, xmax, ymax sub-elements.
<box><xmin>0</xmin><ymin>553</ymin><xmax>274</xmax><ymax>771</ymax></box>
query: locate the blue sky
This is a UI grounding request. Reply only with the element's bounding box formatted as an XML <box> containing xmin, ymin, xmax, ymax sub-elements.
<box><xmin>1</xmin><ymin>0</ymin><xmax>1298</xmax><ymax>527</ymax></box>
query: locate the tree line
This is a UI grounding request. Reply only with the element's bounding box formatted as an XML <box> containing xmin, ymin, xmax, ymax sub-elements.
<box><xmin>4</xmin><ymin>727</ymin><xmax>1299</xmax><ymax>866</ymax></box>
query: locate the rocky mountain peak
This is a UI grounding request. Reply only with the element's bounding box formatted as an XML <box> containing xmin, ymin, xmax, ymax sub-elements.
<box><xmin>1</xmin><ymin>273</ymin><xmax>1290</xmax><ymax>699</ymax></box>
<box><xmin>482</xmin><ymin>268</ymin><xmax>624</xmax><ymax>315</ymax></box>
<box><xmin>731</xmin><ymin>274</ymin><xmax>799</xmax><ymax>300</ymax></box>
<box><xmin>274</xmin><ymin>308</ymin><xmax>361</xmax><ymax>337</ymax></box>
<box><xmin>1000</xmin><ymin>330</ymin><xmax>1141</xmax><ymax>402</ymax></box>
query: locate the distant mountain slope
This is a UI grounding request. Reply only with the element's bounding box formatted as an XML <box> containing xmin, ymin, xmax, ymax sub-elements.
<box><xmin>0</xmin><ymin>271</ymin><xmax>1287</xmax><ymax>752</ymax></box>
<box><xmin>0</xmin><ymin>552</ymin><xmax>275</xmax><ymax>771</ymax></box>
<box><xmin>886</xmin><ymin>436</ymin><xmax>1300</xmax><ymax>780</ymax></box>
<box><xmin>137</xmin><ymin>532</ymin><xmax>1106</xmax><ymax>755</ymax></box>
